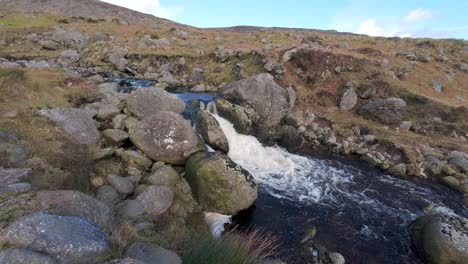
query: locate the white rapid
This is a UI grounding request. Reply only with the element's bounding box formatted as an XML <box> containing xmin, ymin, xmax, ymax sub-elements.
<box><xmin>213</xmin><ymin>114</ymin><xmax>353</xmax><ymax>204</ymax></box>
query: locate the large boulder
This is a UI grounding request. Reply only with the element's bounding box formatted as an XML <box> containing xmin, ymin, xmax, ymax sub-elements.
<box><xmin>51</xmin><ymin>27</ymin><xmax>87</xmax><ymax>49</ymax></box>
<box><xmin>129</xmin><ymin>111</ymin><xmax>204</xmax><ymax>164</ymax></box>
<box><xmin>220</xmin><ymin>73</ymin><xmax>290</xmax><ymax>140</ymax></box>
<box><xmin>339</xmin><ymin>82</ymin><xmax>357</xmax><ymax>111</ymax></box>
<box><xmin>57</xmin><ymin>49</ymin><xmax>80</xmax><ymax>67</ymax></box>
<box><xmin>25</xmin><ymin>190</ymin><xmax>114</xmax><ymax>234</ymax></box>
<box><xmin>0</xmin><ymin>212</ymin><xmax>111</xmax><ymax>264</ymax></box>
<box><xmin>0</xmin><ymin>248</ymin><xmax>58</xmax><ymax>264</ymax></box>
<box><xmin>125</xmin><ymin>88</ymin><xmax>185</xmax><ymax>119</ymax></box>
<box><xmin>38</xmin><ymin>108</ymin><xmax>100</xmax><ymax>144</ymax></box>
<box><xmin>358</xmin><ymin>97</ymin><xmax>407</xmax><ymax>125</ymax></box>
<box><xmin>185</xmin><ymin>152</ymin><xmax>257</xmax><ymax>215</ymax></box>
<box><xmin>106</xmin><ymin>53</ymin><xmax>128</xmax><ymax>71</ymax></box>
<box><xmin>124</xmin><ymin>243</ymin><xmax>181</xmax><ymax>264</ymax></box>
<box><xmin>215</xmin><ymin>98</ymin><xmax>257</xmax><ymax>135</ymax></box>
<box><xmin>411</xmin><ymin>214</ymin><xmax>468</xmax><ymax>264</ymax></box>
<box><xmin>192</xmin><ymin>109</ymin><xmax>229</xmax><ymax>153</ymax></box>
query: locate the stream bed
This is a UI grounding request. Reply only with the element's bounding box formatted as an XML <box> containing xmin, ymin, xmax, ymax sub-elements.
<box><xmin>112</xmin><ymin>78</ymin><xmax>467</xmax><ymax>264</ymax></box>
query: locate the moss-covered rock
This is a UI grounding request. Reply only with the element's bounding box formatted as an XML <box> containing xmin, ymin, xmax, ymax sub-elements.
<box><xmin>184</xmin><ymin>152</ymin><xmax>257</xmax><ymax>215</ymax></box>
<box><xmin>192</xmin><ymin>109</ymin><xmax>229</xmax><ymax>153</ymax></box>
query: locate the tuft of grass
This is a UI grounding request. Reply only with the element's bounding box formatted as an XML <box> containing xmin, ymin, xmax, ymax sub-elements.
<box><xmin>181</xmin><ymin>229</ymin><xmax>278</xmax><ymax>264</ymax></box>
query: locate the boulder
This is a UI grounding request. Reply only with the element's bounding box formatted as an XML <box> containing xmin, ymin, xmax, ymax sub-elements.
<box><xmin>358</xmin><ymin>97</ymin><xmax>407</xmax><ymax>125</ymax></box>
<box><xmin>39</xmin><ymin>40</ymin><xmax>59</xmax><ymax>51</ymax></box>
<box><xmin>411</xmin><ymin>214</ymin><xmax>468</xmax><ymax>264</ymax></box>
<box><xmin>38</xmin><ymin>108</ymin><xmax>100</xmax><ymax>144</ymax></box>
<box><xmin>103</xmin><ymin>129</ymin><xmax>129</xmax><ymax>144</ymax></box>
<box><xmin>51</xmin><ymin>27</ymin><xmax>87</xmax><ymax>49</ymax></box>
<box><xmin>25</xmin><ymin>190</ymin><xmax>114</xmax><ymax>234</ymax></box>
<box><xmin>126</xmin><ymin>88</ymin><xmax>185</xmax><ymax>119</ymax></box>
<box><xmin>431</xmin><ymin>80</ymin><xmax>443</xmax><ymax>93</ymax></box>
<box><xmin>221</xmin><ymin>73</ymin><xmax>290</xmax><ymax>140</ymax></box>
<box><xmin>143</xmin><ymin>165</ymin><xmax>181</xmax><ymax>186</ymax></box>
<box><xmin>339</xmin><ymin>82</ymin><xmax>357</xmax><ymax>111</ymax></box>
<box><xmin>448</xmin><ymin>151</ymin><xmax>468</xmax><ymax>173</ymax></box>
<box><xmin>120</xmin><ymin>150</ymin><xmax>153</xmax><ymax>170</ymax></box>
<box><xmin>107</xmin><ymin>53</ymin><xmax>128</xmax><ymax>71</ymax></box>
<box><xmin>58</xmin><ymin>49</ymin><xmax>80</xmax><ymax>67</ymax></box>
<box><xmin>97</xmin><ymin>104</ymin><xmax>121</xmax><ymax>120</ymax></box>
<box><xmin>278</xmin><ymin>125</ymin><xmax>304</xmax><ymax>152</ymax></box>
<box><xmin>124</xmin><ymin>243</ymin><xmax>181</xmax><ymax>264</ymax></box>
<box><xmin>129</xmin><ymin>111</ymin><xmax>204</xmax><ymax>164</ymax></box>
<box><xmin>0</xmin><ymin>168</ymin><xmax>31</xmax><ymax>185</ymax></box>
<box><xmin>0</xmin><ymin>212</ymin><xmax>111</xmax><ymax>264</ymax></box>
<box><xmin>192</xmin><ymin>109</ymin><xmax>229</xmax><ymax>153</ymax></box>
<box><xmin>91</xmin><ymin>33</ymin><xmax>111</xmax><ymax>42</ymax></box>
<box><xmin>97</xmin><ymin>185</ymin><xmax>120</xmax><ymax>207</ymax></box>
<box><xmin>185</xmin><ymin>152</ymin><xmax>257</xmax><ymax>215</ymax></box>
<box><xmin>215</xmin><ymin>98</ymin><xmax>257</xmax><ymax>135</ymax></box>
<box><xmin>0</xmin><ymin>248</ymin><xmax>58</xmax><ymax>264</ymax></box>
<box><xmin>136</xmin><ymin>185</ymin><xmax>174</xmax><ymax>216</ymax></box>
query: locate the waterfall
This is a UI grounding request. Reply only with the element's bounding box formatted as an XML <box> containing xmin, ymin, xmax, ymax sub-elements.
<box><xmin>204</xmin><ymin>212</ymin><xmax>232</xmax><ymax>239</ymax></box>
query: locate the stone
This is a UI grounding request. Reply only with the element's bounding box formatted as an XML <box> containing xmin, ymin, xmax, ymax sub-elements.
<box><xmin>282</xmin><ymin>48</ymin><xmax>297</xmax><ymax>63</ymax></box>
<box><xmin>425</xmin><ymin>156</ymin><xmax>444</xmax><ymax>175</ymax></box>
<box><xmin>113</xmin><ymin>114</ymin><xmax>128</xmax><ymax>130</ymax></box>
<box><xmin>117</xmin><ymin>200</ymin><xmax>145</xmax><ymax>219</ymax></box>
<box><xmin>107</xmin><ymin>53</ymin><xmax>128</xmax><ymax>71</ymax></box>
<box><xmin>221</xmin><ymin>73</ymin><xmax>290</xmax><ymax>140</ymax></box>
<box><xmin>328</xmin><ymin>252</ymin><xmax>345</xmax><ymax>264</ymax></box>
<box><xmin>103</xmin><ymin>129</ymin><xmax>129</xmax><ymax>144</ymax></box>
<box><xmin>192</xmin><ymin>109</ymin><xmax>229</xmax><ymax>153</ymax></box>
<box><xmin>440</xmin><ymin>176</ymin><xmax>460</xmax><ymax>189</ymax></box>
<box><xmin>0</xmin><ymin>248</ymin><xmax>58</xmax><ymax>264</ymax></box>
<box><xmin>121</xmin><ymin>150</ymin><xmax>153</xmax><ymax>170</ymax></box>
<box><xmin>339</xmin><ymin>82</ymin><xmax>357</xmax><ymax>111</ymax></box>
<box><xmin>97</xmin><ymin>104</ymin><xmax>121</xmax><ymax>120</ymax></box>
<box><xmin>136</xmin><ymin>185</ymin><xmax>175</xmax><ymax>216</ymax></box>
<box><xmin>107</xmin><ymin>174</ymin><xmax>134</xmax><ymax>195</ymax></box>
<box><xmin>91</xmin><ymin>33</ymin><xmax>111</xmax><ymax>42</ymax></box>
<box><xmin>411</xmin><ymin>214</ymin><xmax>468</xmax><ymax>264</ymax></box>
<box><xmin>216</xmin><ymin>98</ymin><xmax>257</xmax><ymax>135</ymax></box>
<box><xmin>58</xmin><ymin>49</ymin><xmax>80</xmax><ymax>67</ymax></box>
<box><xmin>143</xmin><ymin>165</ymin><xmax>181</xmax><ymax>186</ymax></box>
<box><xmin>25</xmin><ymin>190</ymin><xmax>114</xmax><ymax>234</ymax></box>
<box><xmin>126</xmin><ymin>88</ymin><xmax>185</xmax><ymax>119</ymax></box>
<box><xmin>88</xmin><ymin>74</ymin><xmax>105</xmax><ymax>84</ymax></box>
<box><xmin>129</xmin><ymin>111</ymin><xmax>204</xmax><ymax>164</ymax></box>
<box><xmin>400</xmin><ymin>121</ymin><xmax>412</xmax><ymax>132</ymax></box>
<box><xmin>124</xmin><ymin>117</ymin><xmax>139</xmax><ymax>131</ymax></box>
<box><xmin>97</xmin><ymin>185</ymin><xmax>120</xmax><ymax>207</ymax></box>
<box><xmin>0</xmin><ymin>212</ymin><xmax>111</xmax><ymax>264</ymax></box>
<box><xmin>431</xmin><ymin>80</ymin><xmax>443</xmax><ymax>93</ymax></box>
<box><xmin>40</xmin><ymin>40</ymin><xmax>59</xmax><ymax>50</ymax></box>
<box><xmin>447</xmin><ymin>151</ymin><xmax>468</xmax><ymax>173</ymax></box>
<box><xmin>359</xmin><ymin>97</ymin><xmax>407</xmax><ymax>125</ymax></box>
<box><xmin>278</xmin><ymin>125</ymin><xmax>304</xmax><ymax>152</ymax></box>
<box><xmin>185</xmin><ymin>152</ymin><xmax>257</xmax><ymax>215</ymax></box>
<box><xmin>357</xmin><ymin>85</ymin><xmax>377</xmax><ymax>99</ymax></box>
<box><xmin>38</xmin><ymin>108</ymin><xmax>100</xmax><ymax>144</ymax></box>
<box><xmin>456</xmin><ymin>63</ymin><xmax>468</xmax><ymax>72</ymax></box>
<box><xmin>0</xmin><ymin>182</ymin><xmax>31</xmax><ymax>193</ymax></box>
<box><xmin>51</xmin><ymin>27</ymin><xmax>87</xmax><ymax>49</ymax></box>
<box><xmin>105</xmin><ymin>258</ymin><xmax>145</xmax><ymax>264</ymax></box>
<box><xmin>190</xmin><ymin>84</ymin><xmax>206</xmax><ymax>93</ymax></box>
<box><xmin>0</xmin><ymin>168</ymin><xmax>31</xmax><ymax>185</ymax></box>
<box><xmin>124</xmin><ymin>243</ymin><xmax>181</xmax><ymax>264</ymax></box>
<box><xmin>388</xmin><ymin>163</ymin><xmax>407</xmax><ymax>176</ymax></box>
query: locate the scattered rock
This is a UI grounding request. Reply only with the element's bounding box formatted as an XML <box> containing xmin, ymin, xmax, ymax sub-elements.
<box><xmin>440</xmin><ymin>176</ymin><xmax>460</xmax><ymax>189</ymax></box>
<box><xmin>58</xmin><ymin>49</ymin><xmax>80</xmax><ymax>67</ymax></box>
<box><xmin>121</xmin><ymin>150</ymin><xmax>153</xmax><ymax>170</ymax></box>
<box><xmin>51</xmin><ymin>27</ymin><xmax>87</xmax><ymax>49</ymax></box>
<box><xmin>39</xmin><ymin>40</ymin><xmax>59</xmax><ymax>50</ymax></box>
<box><xmin>38</xmin><ymin>108</ymin><xmax>100</xmax><ymax>144</ymax></box>
<box><xmin>103</xmin><ymin>129</ymin><xmax>129</xmax><ymax>144</ymax></box>
<box><xmin>97</xmin><ymin>104</ymin><xmax>121</xmax><ymax>120</ymax></box>
<box><xmin>0</xmin><ymin>212</ymin><xmax>111</xmax><ymax>264</ymax></box>
<box><xmin>107</xmin><ymin>53</ymin><xmax>128</xmax><ymax>71</ymax></box>
<box><xmin>129</xmin><ymin>111</ymin><xmax>204</xmax><ymax>164</ymax></box>
<box><xmin>143</xmin><ymin>165</ymin><xmax>181</xmax><ymax>186</ymax></box>
<box><xmin>448</xmin><ymin>151</ymin><xmax>468</xmax><ymax>173</ymax></box>
<box><xmin>185</xmin><ymin>152</ymin><xmax>257</xmax><ymax>215</ymax></box>
<box><xmin>216</xmin><ymin>98</ymin><xmax>257</xmax><ymax>135</ymax></box>
<box><xmin>136</xmin><ymin>185</ymin><xmax>175</xmax><ymax>216</ymax></box>
<box><xmin>339</xmin><ymin>82</ymin><xmax>358</xmax><ymax>111</ymax></box>
<box><xmin>431</xmin><ymin>80</ymin><xmax>443</xmax><ymax>93</ymax></box>
<box><xmin>97</xmin><ymin>185</ymin><xmax>120</xmax><ymax>207</ymax></box>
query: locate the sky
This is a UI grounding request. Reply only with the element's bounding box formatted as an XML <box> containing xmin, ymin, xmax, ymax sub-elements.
<box><xmin>100</xmin><ymin>0</ymin><xmax>468</xmax><ymax>39</ymax></box>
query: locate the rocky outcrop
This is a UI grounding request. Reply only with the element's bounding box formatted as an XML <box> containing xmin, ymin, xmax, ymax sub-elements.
<box><xmin>0</xmin><ymin>248</ymin><xmax>58</xmax><ymax>264</ymax></box>
<box><xmin>51</xmin><ymin>27</ymin><xmax>87</xmax><ymax>49</ymax></box>
<box><xmin>185</xmin><ymin>152</ymin><xmax>257</xmax><ymax>215</ymax></box>
<box><xmin>221</xmin><ymin>73</ymin><xmax>290</xmax><ymax>140</ymax></box>
<box><xmin>125</xmin><ymin>88</ymin><xmax>185</xmax><ymax>120</ymax></box>
<box><xmin>38</xmin><ymin>108</ymin><xmax>100</xmax><ymax>144</ymax></box>
<box><xmin>0</xmin><ymin>212</ymin><xmax>111</xmax><ymax>264</ymax></box>
<box><xmin>129</xmin><ymin>111</ymin><xmax>204</xmax><ymax>164</ymax></box>
<box><xmin>411</xmin><ymin>214</ymin><xmax>468</xmax><ymax>264</ymax></box>
<box><xmin>448</xmin><ymin>151</ymin><xmax>468</xmax><ymax>173</ymax></box>
<box><xmin>192</xmin><ymin>109</ymin><xmax>229</xmax><ymax>153</ymax></box>
<box><xmin>358</xmin><ymin>97</ymin><xmax>407</xmax><ymax>125</ymax></box>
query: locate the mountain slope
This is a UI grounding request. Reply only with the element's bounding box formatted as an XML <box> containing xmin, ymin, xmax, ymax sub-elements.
<box><xmin>0</xmin><ymin>0</ymin><xmax>187</xmax><ymax>28</ymax></box>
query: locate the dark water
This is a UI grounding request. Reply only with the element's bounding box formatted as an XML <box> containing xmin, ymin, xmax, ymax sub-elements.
<box><xmin>111</xmin><ymin>78</ymin><xmax>467</xmax><ymax>263</ymax></box>
<box><xmin>234</xmin><ymin>151</ymin><xmax>467</xmax><ymax>264</ymax></box>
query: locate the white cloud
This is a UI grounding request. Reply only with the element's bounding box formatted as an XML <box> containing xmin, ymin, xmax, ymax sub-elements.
<box><xmin>404</xmin><ymin>8</ymin><xmax>433</xmax><ymax>23</ymax></box>
<box><xmin>99</xmin><ymin>0</ymin><xmax>183</xmax><ymax>19</ymax></box>
<box><xmin>357</xmin><ymin>19</ymin><xmax>386</xmax><ymax>36</ymax></box>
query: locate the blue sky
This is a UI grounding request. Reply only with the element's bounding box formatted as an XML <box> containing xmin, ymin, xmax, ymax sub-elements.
<box><xmin>101</xmin><ymin>0</ymin><xmax>468</xmax><ymax>39</ymax></box>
